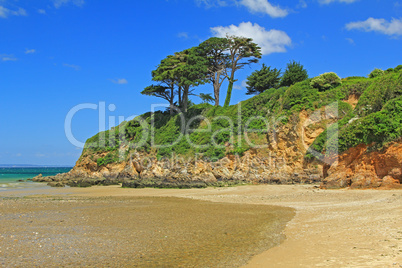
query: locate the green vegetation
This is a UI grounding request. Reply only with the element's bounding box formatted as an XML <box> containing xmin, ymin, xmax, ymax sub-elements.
<box><xmin>141</xmin><ymin>47</ymin><xmax>207</xmax><ymax>114</ymax></box>
<box><xmin>196</xmin><ymin>37</ymin><xmax>230</xmax><ymax>107</ymax></box>
<box><xmin>355</xmin><ymin>72</ymin><xmax>402</xmax><ymax>116</ymax></box>
<box><xmin>245</xmin><ymin>60</ymin><xmax>308</xmax><ymax>96</ymax></box>
<box><xmin>97</xmin><ymin>151</ymin><xmax>120</xmax><ymax>167</ymax></box>
<box><xmin>307</xmin><ymin>71</ymin><xmax>402</xmax><ymax>159</ymax></box>
<box><xmin>310</xmin><ymin>72</ymin><xmax>342</xmax><ymax>91</ymax></box>
<box><xmin>245</xmin><ymin>64</ymin><xmax>281</xmax><ymax>95</ymax></box>
<box><xmin>280</xmin><ymin>60</ymin><xmax>308</xmax><ymax>87</ymax></box>
<box><xmin>84</xmin><ymin>63</ymin><xmax>401</xmax><ymax>166</ymax></box>
<box><xmin>338</xmin><ymin>96</ymin><xmax>401</xmax><ymax>152</ymax></box>
<box><xmin>141</xmin><ymin>36</ymin><xmax>262</xmax><ymax>108</ymax></box>
<box><xmin>223</xmin><ymin>35</ymin><xmax>262</xmax><ymax>107</ymax></box>
<box><xmin>198</xmin><ymin>93</ymin><xmax>214</xmax><ymax>104</ymax></box>
<box><xmin>369</xmin><ymin>68</ymin><xmax>384</xmax><ymax>78</ymax></box>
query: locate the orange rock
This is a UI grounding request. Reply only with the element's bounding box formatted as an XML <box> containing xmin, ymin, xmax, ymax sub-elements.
<box><xmin>380</xmin><ymin>176</ymin><xmax>402</xmax><ymax>189</ymax></box>
<box><xmin>321</xmin><ymin>142</ymin><xmax>402</xmax><ymax>189</ymax></box>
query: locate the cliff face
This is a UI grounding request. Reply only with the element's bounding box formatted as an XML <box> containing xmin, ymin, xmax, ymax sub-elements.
<box><xmin>321</xmin><ymin>142</ymin><xmax>402</xmax><ymax>189</ymax></box>
<box><xmin>37</xmin><ymin>115</ymin><xmax>401</xmax><ymax>189</ymax></box>
<box><xmin>48</xmin><ymin>132</ymin><xmax>400</xmax><ymax>189</ymax></box>
<box><xmin>39</xmin><ymin>111</ymin><xmax>325</xmax><ymax>188</ymax></box>
<box><xmin>35</xmin><ymin>70</ymin><xmax>402</xmax><ymax>189</ymax></box>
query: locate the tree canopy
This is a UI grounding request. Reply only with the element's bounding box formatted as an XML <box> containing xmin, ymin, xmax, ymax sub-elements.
<box><xmin>141</xmin><ymin>85</ymin><xmax>172</xmax><ymax>100</ymax></box>
<box><xmin>199</xmin><ymin>93</ymin><xmax>214</xmax><ymax>103</ymax></box>
<box><xmin>141</xmin><ymin>47</ymin><xmax>208</xmax><ymax>113</ymax></box>
<box><xmin>280</xmin><ymin>60</ymin><xmax>308</xmax><ymax>87</ymax></box>
<box><xmin>140</xmin><ymin>36</ymin><xmax>308</xmax><ymax>114</ymax></box>
<box><xmin>245</xmin><ymin>64</ymin><xmax>281</xmax><ymax>95</ymax></box>
<box><xmin>171</xmin><ymin>48</ymin><xmax>209</xmax><ymax>112</ymax></box>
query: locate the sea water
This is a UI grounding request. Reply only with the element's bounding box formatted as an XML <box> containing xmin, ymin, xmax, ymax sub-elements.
<box><xmin>0</xmin><ymin>167</ymin><xmax>72</xmax><ymax>190</ymax></box>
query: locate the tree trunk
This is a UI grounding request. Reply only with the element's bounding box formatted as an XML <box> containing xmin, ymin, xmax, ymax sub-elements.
<box><xmin>183</xmin><ymin>86</ymin><xmax>189</xmax><ymax>113</ymax></box>
<box><xmin>169</xmin><ymin>102</ymin><xmax>173</xmax><ymax>115</ymax></box>
<box><xmin>178</xmin><ymin>86</ymin><xmax>182</xmax><ymax>108</ymax></box>
<box><xmin>169</xmin><ymin>84</ymin><xmax>174</xmax><ymax>115</ymax></box>
<box><xmin>213</xmin><ymin>71</ymin><xmax>222</xmax><ymax>107</ymax></box>
<box><xmin>224</xmin><ymin>71</ymin><xmax>235</xmax><ymax>107</ymax></box>
<box><xmin>213</xmin><ymin>81</ymin><xmax>220</xmax><ymax>106</ymax></box>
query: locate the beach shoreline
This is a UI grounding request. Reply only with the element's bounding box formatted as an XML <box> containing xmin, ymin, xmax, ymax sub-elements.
<box><xmin>1</xmin><ymin>184</ymin><xmax>401</xmax><ymax>267</ymax></box>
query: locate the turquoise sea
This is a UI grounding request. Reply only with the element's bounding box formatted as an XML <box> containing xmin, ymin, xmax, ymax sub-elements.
<box><xmin>0</xmin><ymin>167</ymin><xmax>72</xmax><ymax>190</ymax></box>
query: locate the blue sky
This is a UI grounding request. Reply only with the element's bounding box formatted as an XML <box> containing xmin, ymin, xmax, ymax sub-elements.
<box><xmin>0</xmin><ymin>0</ymin><xmax>401</xmax><ymax>165</ymax></box>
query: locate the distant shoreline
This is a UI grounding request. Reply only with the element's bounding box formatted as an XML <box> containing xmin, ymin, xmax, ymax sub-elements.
<box><xmin>0</xmin><ymin>167</ymin><xmax>73</xmax><ymax>189</ymax></box>
<box><xmin>0</xmin><ymin>165</ymin><xmax>73</xmax><ymax>168</ymax></box>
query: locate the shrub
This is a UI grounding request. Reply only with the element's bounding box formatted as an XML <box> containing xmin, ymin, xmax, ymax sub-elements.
<box><xmin>385</xmin><ymin>68</ymin><xmax>394</xmax><ymax>74</ymax></box>
<box><xmin>355</xmin><ymin>72</ymin><xmax>402</xmax><ymax>116</ymax></box>
<box><xmin>338</xmin><ymin>96</ymin><xmax>402</xmax><ymax>153</ymax></box>
<box><xmin>282</xmin><ymin>79</ymin><xmax>318</xmax><ymax>111</ymax></box>
<box><xmin>395</xmin><ymin>65</ymin><xmax>402</xmax><ymax>72</ymax></box>
<box><xmin>308</xmin><ymin>95</ymin><xmax>402</xmax><ymax>160</ymax></box>
<box><xmin>368</xmin><ymin>68</ymin><xmax>384</xmax><ymax>78</ymax></box>
<box><xmin>310</xmin><ymin>72</ymin><xmax>341</xmax><ymax>92</ymax></box>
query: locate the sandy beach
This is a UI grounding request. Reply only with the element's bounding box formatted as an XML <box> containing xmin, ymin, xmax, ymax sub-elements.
<box><xmin>1</xmin><ymin>184</ymin><xmax>401</xmax><ymax>267</ymax></box>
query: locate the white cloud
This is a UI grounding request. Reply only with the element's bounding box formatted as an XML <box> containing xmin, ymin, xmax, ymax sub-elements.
<box><xmin>63</xmin><ymin>63</ymin><xmax>81</xmax><ymax>70</ymax></box>
<box><xmin>25</xmin><ymin>49</ymin><xmax>36</xmax><ymax>54</ymax></box>
<box><xmin>0</xmin><ymin>6</ymin><xmax>27</xmax><ymax>18</ymax></box>
<box><xmin>177</xmin><ymin>32</ymin><xmax>189</xmax><ymax>39</ymax></box>
<box><xmin>318</xmin><ymin>0</ymin><xmax>359</xmax><ymax>4</ymax></box>
<box><xmin>2</xmin><ymin>57</ymin><xmax>17</xmax><ymax>61</ymax></box>
<box><xmin>211</xmin><ymin>22</ymin><xmax>291</xmax><ymax>55</ymax></box>
<box><xmin>111</xmin><ymin>78</ymin><xmax>128</xmax><ymax>85</ymax></box>
<box><xmin>38</xmin><ymin>9</ymin><xmax>46</xmax><ymax>14</ymax></box>
<box><xmin>234</xmin><ymin>80</ymin><xmax>248</xmax><ymax>90</ymax></box>
<box><xmin>345</xmin><ymin>38</ymin><xmax>355</xmax><ymax>45</ymax></box>
<box><xmin>346</xmin><ymin>17</ymin><xmax>402</xmax><ymax>36</ymax></box>
<box><xmin>298</xmin><ymin>0</ymin><xmax>307</xmax><ymax>8</ymax></box>
<box><xmin>195</xmin><ymin>0</ymin><xmax>287</xmax><ymax>17</ymax></box>
<box><xmin>195</xmin><ymin>0</ymin><xmax>228</xmax><ymax>8</ymax></box>
<box><xmin>1</xmin><ymin>54</ymin><xmax>17</xmax><ymax>61</ymax></box>
<box><xmin>53</xmin><ymin>0</ymin><xmax>85</xmax><ymax>9</ymax></box>
<box><xmin>238</xmin><ymin>0</ymin><xmax>288</xmax><ymax>18</ymax></box>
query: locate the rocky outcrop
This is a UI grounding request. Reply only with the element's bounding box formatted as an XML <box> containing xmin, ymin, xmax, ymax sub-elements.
<box><xmin>39</xmin><ymin>139</ymin><xmax>401</xmax><ymax>189</ymax></box>
<box><xmin>34</xmin><ymin>110</ymin><xmax>328</xmax><ymax>188</ymax></box>
<box><xmin>39</xmin><ymin>149</ymin><xmax>324</xmax><ymax>188</ymax></box>
<box><xmin>321</xmin><ymin>142</ymin><xmax>402</xmax><ymax>189</ymax></box>
<box><xmin>36</xmin><ymin>107</ymin><xmax>400</xmax><ymax>190</ymax></box>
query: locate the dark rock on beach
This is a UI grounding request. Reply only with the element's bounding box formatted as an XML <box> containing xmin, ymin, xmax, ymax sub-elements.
<box><xmin>47</xmin><ymin>181</ymin><xmax>66</xmax><ymax>187</ymax></box>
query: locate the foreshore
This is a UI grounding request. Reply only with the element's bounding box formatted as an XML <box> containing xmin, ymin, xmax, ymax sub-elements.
<box><xmin>1</xmin><ymin>184</ymin><xmax>401</xmax><ymax>267</ymax></box>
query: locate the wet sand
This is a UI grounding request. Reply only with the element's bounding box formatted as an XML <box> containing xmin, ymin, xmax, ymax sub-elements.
<box><xmin>0</xmin><ymin>194</ymin><xmax>293</xmax><ymax>267</ymax></box>
<box><xmin>1</xmin><ymin>184</ymin><xmax>401</xmax><ymax>267</ymax></box>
